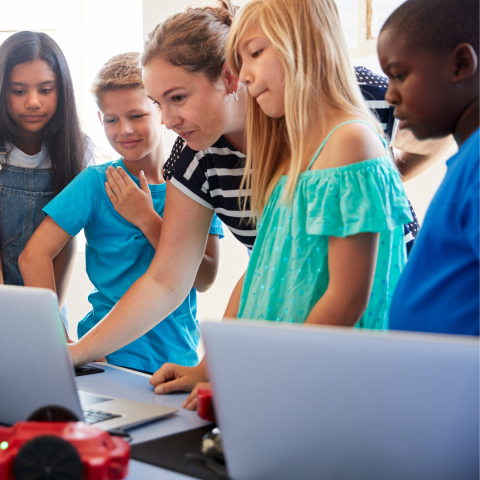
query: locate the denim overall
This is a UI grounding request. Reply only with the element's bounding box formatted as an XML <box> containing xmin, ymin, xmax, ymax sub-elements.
<box><xmin>0</xmin><ymin>138</ymin><xmax>68</xmax><ymax>327</ymax></box>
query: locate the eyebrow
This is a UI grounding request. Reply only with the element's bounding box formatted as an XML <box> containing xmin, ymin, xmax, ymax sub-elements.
<box><xmin>241</xmin><ymin>36</ymin><xmax>262</xmax><ymax>51</ymax></box>
<box><xmin>10</xmin><ymin>80</ymin><xmax>55</xmax><ymax>87</ymax></box>
<box><xmin>157</xmin><ymin>87</ymin><xmax>185</xmax><ymax>100</ymax></box>
<box><xmin>103</xmin><ymin>109</ymin><xmax>148</xmax><ymax>116</ymax></box>
<box><xmin>383</xmin><ymin>62</ymin><xmax>401</xmax><ymax>72</ymax></box>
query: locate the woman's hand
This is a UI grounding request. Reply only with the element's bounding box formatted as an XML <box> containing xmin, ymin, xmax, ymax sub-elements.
<box><xmin>149</xmin><ymin>361</ymin><xmax>208</xmax><ymax>395</ymax></box>
<box><xmin>105</xmin><ymin>166</ymin><xmax>158</xmax><ymax>231</ymax></box>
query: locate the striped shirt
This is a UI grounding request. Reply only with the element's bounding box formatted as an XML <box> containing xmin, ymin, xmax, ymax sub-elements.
<box><xmin>165</xmin><ymin>66</ymin><xmax>419</xmax><ymax>253</ymax></box>
<box><xmin>166</xmin><ymin>135</ymin><xmax>256</xmax><ymax>248</ymax></box>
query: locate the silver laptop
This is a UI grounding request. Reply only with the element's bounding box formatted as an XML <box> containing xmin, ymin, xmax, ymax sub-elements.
<box><xmin>0</xmin><ymin>285</ymin><xmax>177</xmax><ymax>430</ymax></box>
<box><xmin>202</xmin><ymin>320</ymin><xmax>479</xmax><ymax>480</ymax></box>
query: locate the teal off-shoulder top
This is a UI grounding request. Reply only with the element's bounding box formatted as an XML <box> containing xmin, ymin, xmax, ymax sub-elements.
<box><xmin>238</xmin><ymin>120</ymin><xmax>413</xmax><ymax>329</ymax></box>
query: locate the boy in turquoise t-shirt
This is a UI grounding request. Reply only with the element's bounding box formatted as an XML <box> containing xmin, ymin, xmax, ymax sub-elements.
<box><xmin>19</xmin><ymin>53</ymin><xmax>223</xmax><ymax>373</ymax></box>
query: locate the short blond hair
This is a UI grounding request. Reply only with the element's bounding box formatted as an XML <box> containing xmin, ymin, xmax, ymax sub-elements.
<box><xmin>91</xmin><ymin>52</ymin><xmax>143</xmax><ymax>104</ymax></box>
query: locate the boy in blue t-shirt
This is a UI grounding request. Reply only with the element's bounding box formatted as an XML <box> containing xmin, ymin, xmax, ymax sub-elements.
<box><xmin>377</xmin><ymin>0</ymin><xmax>479</xmax><ymax>335</ymax></box>
<box><xmin>19</xmin><ymin>53</ymin><xmax>223</xmax><ymax>372</ymax></box>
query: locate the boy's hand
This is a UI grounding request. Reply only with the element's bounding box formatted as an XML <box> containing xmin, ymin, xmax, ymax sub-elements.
<box><xmin>150</xmin><ymin>363</ymin><xmax>208</xmax><ymax>395</ymax></box>
<box><xmin>105</xmin><ymin>166</ymin><xmax>157</xmax><ymax>230</ymax></box>
<box><xmin>183</xmin><ymin>382</ymin><xmax>211</xmax><ymax>411</ymax></box>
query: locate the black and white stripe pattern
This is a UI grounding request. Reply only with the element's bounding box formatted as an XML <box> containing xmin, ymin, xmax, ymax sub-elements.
<box><xmin>165</xmin><ymin>136</ymin><xmax>257</xmax><ymax>248</ymax></box>
<box><xmin>355</xmin><ymin>66</ymin><xmax>396</xmax><ymax>142</ymax></box>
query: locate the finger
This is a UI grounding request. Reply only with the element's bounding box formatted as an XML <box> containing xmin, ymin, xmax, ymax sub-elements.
<box><xmin>116</xmin><ymin>166</ymin><xmax>136</xmax><ymax>187</ymax></box>
<box><xmin>108</xmin><ymin>167</ymin><xmax>127</xmax><ymax>192</ymax></box>
<box><xmin>105</xmin><ymin>182</ymin><xmax>118</xmax><ymax>204</ymax></box>
<box><xmin>150</xmin><ymin>363</ymin><xmax>177</xmax><ymax>386</ymax></box>
<box><xmin>154</xmin><ymin>377</ymin><xmax>189</xmax><ymax>395</ymax></box>
<box><xmin>139</xmin><ymin>171</ymin><xmax>151</xmax><ymax>195</ymax></box>
<box><xmin>106</xmin><ymin>168</ymin><xmax>122</xmax><ymax>196</ymax></box>
<box><xmin>182</xmin><ymin>383</ymin><xmax>201</xmax><ymax>408</ymax></box>
<box><xmin>184</xmin><ymin>397</ymin><xmax>198</xmax><ymax>411</ymax></box>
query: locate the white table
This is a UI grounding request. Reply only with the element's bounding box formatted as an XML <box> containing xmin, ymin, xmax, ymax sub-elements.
<box><xmin>75</xmin><ymin>363</ymin><xmax>212</xmax><ymax>479</ymax></box>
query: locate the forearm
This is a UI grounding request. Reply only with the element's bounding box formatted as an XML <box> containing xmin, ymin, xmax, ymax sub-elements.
<box><xmin>53</xmin><ymin>237</ymin><xmax>77</xmax><ymax>306</ymax></box>
<box><xmin>393</xmin><ymin>132</ymin><xmax>454</xmax><ymax>182</ymax></box>
<box><xmin>0</xmin><ymin>258</ymin><xmax>3</xmax><ymax>284</ymax></box>
<box><xmin>70</xmin><ymin>271</ymin><xmax>188</xmax><ymax>366</ymax></box>
<box><xmin>304</xmin><ymin>286</ymin><xmax>367</xmax><ymax>327</ymax></box>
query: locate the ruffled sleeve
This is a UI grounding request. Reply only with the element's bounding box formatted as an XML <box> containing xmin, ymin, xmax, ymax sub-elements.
<box><xmin>304</xmin><ymin>157</ymin><xmax>412</xmax><ymax>237</ymax></box>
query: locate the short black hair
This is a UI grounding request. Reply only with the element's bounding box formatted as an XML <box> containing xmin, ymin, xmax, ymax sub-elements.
<box><xmin>381</xmin><ymin>0</ymin><xmax>479</xmax><ymax>56</ymax></box>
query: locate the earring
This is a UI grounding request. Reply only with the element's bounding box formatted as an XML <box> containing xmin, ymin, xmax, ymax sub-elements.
<box><xmin>232</xmin><ymin>91</ymin><xmax>238</xmax><ymax>101</ymax></box>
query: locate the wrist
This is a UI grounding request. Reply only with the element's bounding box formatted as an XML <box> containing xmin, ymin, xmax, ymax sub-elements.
<box><xmin>198</xmin><ymin>359</ymin><xmax>209</xmax><ymax>381</ymax></box>
<box><xmin>137</xmin><ymin>210</ymin><xmax>161</xmax><ymax>233</ymax></box>
<box><xmin>69</xmin><ymin>341</ymin><xmax>88</xmax><ymax>367</ymax></box>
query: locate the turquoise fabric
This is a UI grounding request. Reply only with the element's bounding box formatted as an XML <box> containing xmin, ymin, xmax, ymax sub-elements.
<box><xmin>238</xmin><ymin>121</ymin><xmax>412</xmax><ymax>329</ymax></box>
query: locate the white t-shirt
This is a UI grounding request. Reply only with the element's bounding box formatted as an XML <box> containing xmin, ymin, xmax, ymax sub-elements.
<box><xmin>6</xmin><ymin>142</ymin><xmax>51</xmax><ymax>169</ymax></box>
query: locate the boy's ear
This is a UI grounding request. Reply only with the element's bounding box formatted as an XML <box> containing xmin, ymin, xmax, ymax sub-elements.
<box><xmin>451</xmin><ymin>43</ymin><xmax>478</xmax><ymax>84</ymax></box>
<box><xmin>97</xmin><ymin>111</ymin><xmax>103</xmax><ymax>125</ymax></box>
<box><xmin>222</xmin><ymin>63</ymin><xmax>240</xmax><ymax>96</ymax></box>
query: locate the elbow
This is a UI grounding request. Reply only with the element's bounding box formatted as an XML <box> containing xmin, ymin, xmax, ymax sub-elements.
<box><xmin>193</xmin><ymin>255</ymin><xmax>219</xmax><ymax>293</ymax></box>
<box><xmin>18</xmin><ymin>246</ymin><xmax>34</xmax><ymax>277</ymax></box>
<box><xmin>193</xmin><ymin>263</ymin><xmax>218</xmax><ymax>293</ymax></box>
<box><xmin>343</xmin><ymin>296</ymin><xmax>369</xmax><ymax>326</ymax></box>
<box><xmin>193</xmin><ymin>273</ymin><xmax>217</xmax><ymax>293</ymax></box>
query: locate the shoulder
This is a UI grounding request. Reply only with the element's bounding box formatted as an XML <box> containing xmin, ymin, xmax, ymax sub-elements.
<box><xmin>312</xmin><ymin>120</ymin><xmax>387</xmax><ymax>170</ymax></box>
<box><xmin>67</xmin><ymin>160</ymin><xmax>119</xmax><ymax>188</ymax></box>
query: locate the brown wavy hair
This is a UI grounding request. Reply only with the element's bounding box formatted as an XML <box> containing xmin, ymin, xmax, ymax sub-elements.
<box><xmin>141</xmin><ymin>0</ymin><xmax>239</xmax><ymax>83</ymax></box>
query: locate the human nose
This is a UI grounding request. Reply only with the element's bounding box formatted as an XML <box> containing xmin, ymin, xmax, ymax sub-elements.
<box><xmin>119</xmin><ymin>118</ymin><xmax>134</xmax><ymax>136</ymax></box>
<box><xmin>239</xmin><ymin>63</ymin><xmax>253</xmax><ymax>90</ymax></box>
<box><xmin>161</xmin><ymin>105</ymin><xmax>181</xmax><ymax>131</ymax></box>
<box><xmin>25</xmin><ymin>91</ymin><xmax>41</xmax><ymax>110</ymax></box>
<box><xmin>385</xmin><ymin>82</ymin><xmax>400</xmax><ymax>106</ymax></box>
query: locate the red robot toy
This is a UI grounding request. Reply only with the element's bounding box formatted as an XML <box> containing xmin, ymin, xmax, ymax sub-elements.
<box><xmin>0</xmin><ymin>406</ymin><xmax>130</xmax><ymax>480</ymax></box>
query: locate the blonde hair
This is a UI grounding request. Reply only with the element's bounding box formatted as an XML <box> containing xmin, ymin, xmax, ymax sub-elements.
<box><xmin>226</xmin><ymin>0</ymin><xmax>383</xmax><ymax>218</ymax></box>
<box><xmin>141</xmin><ymin>0</ymin><xmax>238</xmax><ymax>83</ymax></box>
<box><xmin>91</xmin><ymin>52</ymin><xmax>143</xmax><ymax>104</ymax></box>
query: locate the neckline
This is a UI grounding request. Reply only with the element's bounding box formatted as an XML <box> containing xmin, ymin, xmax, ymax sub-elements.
<box><xmin>280</xmin><ymin>155</ymin><xmax>391</xmax><ymax>180</ymax></box>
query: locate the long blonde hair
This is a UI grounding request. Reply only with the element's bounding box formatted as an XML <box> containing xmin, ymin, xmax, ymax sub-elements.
<box><xmin>226</xmin><ymin>0</ymin><xmax>383</xmax><ymax>218</ymax></box>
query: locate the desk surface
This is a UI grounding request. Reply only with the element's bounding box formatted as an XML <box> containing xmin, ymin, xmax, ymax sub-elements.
<box><xmin>76</xmin><ymin>363</ymin><xmax>211</xmax><ymax>479</ymax></box>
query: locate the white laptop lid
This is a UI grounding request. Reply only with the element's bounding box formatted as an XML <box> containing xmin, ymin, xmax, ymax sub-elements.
<box><xmin>202</xmin><ymin>321</ymin><xmax>479</xmax><ymax>480</ymax></box>
<box><xmin>0</xmin><ymin>285</ymin><xmax>83</xmax><ymax>425</ymax></box>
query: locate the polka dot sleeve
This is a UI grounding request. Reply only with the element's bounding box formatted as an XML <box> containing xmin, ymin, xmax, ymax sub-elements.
<box><xmin>163</xmin><ymin>136</ymin><xmax>186</xmax><ymax>181</ymax></box>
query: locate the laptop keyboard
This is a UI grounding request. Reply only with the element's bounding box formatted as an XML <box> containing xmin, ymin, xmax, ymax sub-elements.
<box><xmin>82</xmin><ymin>409</ymin><xmax>122</xmax><ymax>424</ymax></box>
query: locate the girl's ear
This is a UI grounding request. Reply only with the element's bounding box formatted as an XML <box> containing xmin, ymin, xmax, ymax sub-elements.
<box><xmin>97</xmin><ymin>111</ymin><xmax>104</xmax><ymax>125</ymax></box>
<box><xmin>451</xmin><ymin>43</ymin><xmax>478</xmax><ymax>83</ymax></box>
<box><xmin>222</xmin><ymin>63</ymin><xmax>240</xmax><ymax>95</ymax></box>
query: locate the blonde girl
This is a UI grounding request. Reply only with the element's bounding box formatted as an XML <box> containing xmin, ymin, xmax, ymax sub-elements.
<box><xmin>225</xmin><ymin>0</ymin><xmax>412</xmax><ymax>327</ymax></box>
